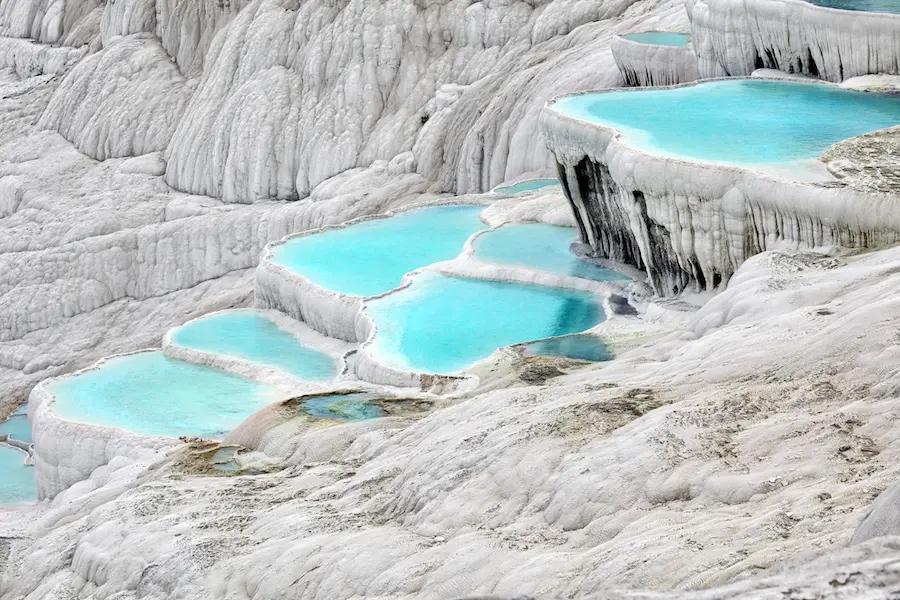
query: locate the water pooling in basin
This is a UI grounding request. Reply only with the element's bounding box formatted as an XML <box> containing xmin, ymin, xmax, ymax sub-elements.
<box><xmin>302</xmin><ymin>393</ymin><xmax>386</xmax><ymax>420</ymax></box>
<box><xmin>0</xmin><ymin>405</ymin><xmax>31</xmax><ymax>443</ymax></box>
<box><xmin>366</xmin><ymin>273</ymin><xmax>605</xmax><ymax>374</ymax></box>
<box><xmin>270</xmin><ymin>205</ymin><xmax>486</xmax><ymax>297</ymax></box>
<box><xmin>553</xmin><ymin>80</ymin><xmax>900</xmax><ymax>165</ymax></box>
<box><xmin>49</xmin><ymin>352</ymin><xmax>282</xmax><ymax>439</ymax></box>
<box><xmin>475</xmin><ymin>223</ymin><xmax>628</xmax><ymax>282</ymax></box>
<box><xmin>494</xmin><ymin>179</ymin><xmax>560</xmax><ymax>195</ymax></box>
<box><xmin>521</xmin><ymin>334</ymin><xmax>612</xmax><ymax>362</ymax></box>
<box><xmin>622</xmin><ymin>32</ymin><xmax>690</xmax><ymax>46</ymax></box>
<box><xmin>171</xmin><ymin>312</ymin><xmax>336</xmax><ymax>381</ymax></box>
<box><xmin>806</xmin><ymin>0</ymin><xmax>900</xmax><ymax>13</ymax></box>
<box><xmin>0</xmin><ymin>445</ymin><xmax>35</xmax><ymax>506</ymax></box>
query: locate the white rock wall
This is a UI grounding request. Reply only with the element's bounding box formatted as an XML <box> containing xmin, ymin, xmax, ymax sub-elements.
<box><xmin>687</xmin><ymin>0</ymin><xmax>900</xmax><ymax>82</ymax></box>
<box><xmin>610</xmin><ymin>34</ymin><xmax>699</xmax><ymax>86</ymax></box>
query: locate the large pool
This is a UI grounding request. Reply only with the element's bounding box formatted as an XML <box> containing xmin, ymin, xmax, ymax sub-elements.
<box><xmin>553</xmin><ymin>80</ymin><xmax>900</xmax><ymax>165</ymax></box>
<box><xmin>494</xmin><ymin>179</ymin><xmax>560</xmax><ymax>195</ymax></box>
<box><xmin>621</xmin><ymin>32</ymin><xmax>690</xmax><ymax>46</ymax></box>
<box><xmin>366</xmin><ymin>273</ymin><xmax>605</xmax><ymax>374</ymax></box>
<box><xmin>270</xmin><ymin>205</ymin><xmax>486</xmax><ymax>297</ymax></box>
<box><xmin>48</xmin><ymin>352</ymin><xmax>283</xmax><ymax>439</ymax></box>
<box><xmin>170</xmin><ymin>311</ymin><xmax>336</xmax><ymax>381</ymax></box>
<box><xmin>474</xmin><ymin>223</ymin><xmax>627</xmax><ymax>282</ymax></box>
<box><xmin>806</xmin><ymin>0</ymin><xmax>900</xmax><ymax>14</ymax></box>
<box><xmin>0</xmin><ymin>446</ymin><xmax>35</xmax><ymax>506</ymax></box>
<box><xmin>0</xmin><ymin>405</ymin><xmax>31</xmax><ymax>443</ymax></box>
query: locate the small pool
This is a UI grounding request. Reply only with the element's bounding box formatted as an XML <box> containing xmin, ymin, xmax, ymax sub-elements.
<box><xmin>621</xmin><ymin>31</ymin><xmax>691</xmax><ymax>46</ymax></box>
<box><xmin>494</xmin><ymin>179</ymin><xmax>560</xmax><ymax>195</ymax></box>
<box><xmin>366</xmin><ymin>273</ymin><xmax>605</xmax><ymax>374</ymax></box>
<box><xmin>48</xmin><ymin>352</ymin><xmax>283</xmax><ymax>439</ymax></box>
<box><xmin>520</xmin><ymin>334</ymin><xmax>612</xmax><ymax>362</ymax></box>
<box><xmin>0</xmin><ymin>405</ymin><xmax>31</xmax><ymax>443</ymax></box>
<box><xmin>270</xmin><ymin>205</ymin><xmax>486</xmax><ymax>297</ymax></box>
<box><xmin>0</xmin><ymin>445</ymin><xmax>35</xmax><ymax>506</ymax></box>
<box><xmin>171</xmin><ymin>312</ymin><xmax>336</xmax><ymax>381</ymax></box>
<box><xmin>302</xmin><ymin>393</ymin><xmax>386</xmax><ymax>420</ymax></box>
<box><xmin>805</xmin><ymin>0</ymin><xmax>900</xmax><ymax>14</ymax></box>
<box><xmin>474</xmin><ymin>223</ymin><xmax>627</xmax><ymax>282</ymax></box>
<box><xmin>553</xmin><ymin>80</ymin><xmax>900</xmax><ymax>165</ymax></box>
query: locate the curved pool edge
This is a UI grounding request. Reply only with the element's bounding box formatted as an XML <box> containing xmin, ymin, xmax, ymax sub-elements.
<box><xmin>27</xmin><ymin>351</ymin><xmax>183</xmax><ymax>500</ymax></box>
<box><xmin>611</xmin><ymin>33</ymin><xmax>700</xmax><ymax>87</ymax></box>
<box><xmin>540</xmin><ymin>77</ymin><xmax>900</xmax><ymax>295</ymax></box>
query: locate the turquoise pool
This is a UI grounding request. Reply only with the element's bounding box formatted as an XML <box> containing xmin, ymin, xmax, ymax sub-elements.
<box><xmin>0</xmin><ymin>445</ymin><xmax>35</xmax><ymax>505</ymax></box>
<box><xmin>494</xmin><ymin>179</ymin><xmax>560</xmax><ymax>195</ymax></box>
<box><xmin>622</xmin><ymin>32</ymin><xmax>690</xmax><ymax>46</ymax></box>
<box><xmin>171</xmin><ymin>312</ymin><xmax>336</xmax><ymax>381</ymax></box>
<box><xmin>475</xmin><ymin>223</ymin><xmax>627</xmax><ymax>282</ymax></box>
<box><xmin>366</xmin><ymin>273</ymin><xmax>605</xmax><ymax>374</ymax></box>
<box><xmin>303</xmin><ymin>393</ymin><xmax>386</xmax><ymax>420</ymax></box>
<box><xmin>553</xmin><ymin>80</ymin><xmax>900</xmax><ymax>165</ymax></box>
<box><xmin>0</xmin><ymin>405</ymin><xmax>31</xmax><ymax>443</ymax></box>
<box><xmin>49</xmin><ymin>352</ymin><xmax>283</xmax><ymax>439</ymax></box>
<box><xmin>521</xmin><ymin>334</ymin><xmax>612</xmax><ymax>362</ymax></box>
<box><xmin>806</xmin><ymin>0</ymin><xmax>900</xmax><ymax>13</ymax></box>
<box><xmin>270</xmin><ymin>205</ymin><xmax>486</xmax><ymax>297</ymax></box>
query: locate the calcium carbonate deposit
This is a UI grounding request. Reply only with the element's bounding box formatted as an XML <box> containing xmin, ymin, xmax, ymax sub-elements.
<box><xmin>3</xmin><ymin>0</ymin><xmax>900</xmax><ymax>597</ymax></box>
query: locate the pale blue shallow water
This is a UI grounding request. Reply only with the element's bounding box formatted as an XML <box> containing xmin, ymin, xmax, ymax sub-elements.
<box><xmin>494</xmin><ymin>179</ymin><xmax>560</xmax><ymax>194</ymax></box>
<box><xmin>271</xmin><ymin>205</ymin><xmax>486</xmax><ymax>297</ymax></box>
<box><xmin>303</xmin><ymin>394</ymin><xmax>386</xmax><ymax>420</ymax></box>
<box><xmin>521</xmin><ymin>334</ymin><xmax>612</xmax><ymax>362</ymax></box>
<box><xmin>49</xmin><ymin>352</ymin><xmax>283</xmax><ymax>439</ymax></box>
<box><xmin>0</xmin><ymin>405</ymin><xmax>31</xmax><ymax>443</ymax></box>
<box><xmin>475</xmin><ymin>223</ymin><xmax>628</xmax><ymax>282</ymax></box>
<box><xmin>171</xmin><ymin>312</ymin><xmax>336</xmax><ymax>381</ymax></box>
<box><xmin>554</xmin><ymin>80</ymin><xmax>900</xmax><ymax>164</ymax></box>
<box><xmin>367</xmin><ymin>273</ymin><xmax>605</xmax><ymax>374</ymax></box>
<box><xmin>806</xmin><ymin>0</ymin><xmax>900</xmax><ymax>13</ymax></box>
<box><xmin>0</xmin><ymin>446</ymin><xmax>35</xmax><ymax>505</ymax></box>
<box><xmin>622</xmin><ymin>31</ymin><xmax>690</xmax><ymax>46</ymax></box>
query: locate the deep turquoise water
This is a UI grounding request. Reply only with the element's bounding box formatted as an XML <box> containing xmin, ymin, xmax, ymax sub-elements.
<box><xmin>475</xmin><ymin>223</ymin><xmax>628</xmax><ymax>282</ymax></box>
<box><xmin>807</xmin><ymin>0</ymin><xmax>900</xmax><ymax>13</ymax></box>
<box><xmin>270</xmin><ymin>205</ymin><xmax>486</xmax><ymax>297</ymax></box>
<box><xmin>0</xmin><ymin>446</ymin><xmax>35</xmax><ymax>505</ymax></box>
<box><xmin>554</xmin><ymin>80</ymin><xmax>900</xmax><ymax>164</ymax></box>
<box><xmin>303</xmin><ymin>394</ymin><xmax>386</xmax><ymax>420</ymax></box>
<box><xmin>367</xmin><ymin>273</ymin><xmax>605</xmax><ymax>374</ymax></box>
<box><xmin>171</xmin><ymin>312</ymin><xmax>336</xmax><ymax>381</ymax></box>
<box><xmin>0</xmin><ymin>405</ymin><xmax>31</xmax><ymax>443</ymax></box>
<box><xmin>494</xmin><ymin>179</ymin><xmax>560</xmax><ymax>195</ymax></box>
<box><xmin>521</xmin><ymin>334</ymin><xmax>612</xmax><ymax>362</ymax></box>
<box><xmin>622</xmin><ymin>32</ymin><xmax>691</xmax><ymax>46</ymax></box>
<box><xmin>49</xmin><ymin>352</ymin><xmax>283</xmax><ymax>439</ymax></box>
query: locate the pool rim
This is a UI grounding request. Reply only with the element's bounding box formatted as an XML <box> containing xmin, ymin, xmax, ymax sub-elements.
<box><xmin>616</xmin><ymin>30</ymin><xmax>693</xmax><ymax>47</ymax></box>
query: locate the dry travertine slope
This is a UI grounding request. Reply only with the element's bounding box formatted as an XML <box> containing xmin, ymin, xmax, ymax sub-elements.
<box><xmin>4</xmin><ymin>241</ymin><xmax>900</xmax><ymax>598</ymax></box>
<box><xmin>0</xmin><ymin>0</ymin><xmax>690</xmax><ymax>410</ymax></box>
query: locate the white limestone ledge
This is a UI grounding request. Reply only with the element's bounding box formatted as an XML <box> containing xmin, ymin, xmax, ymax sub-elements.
<box><xmin>687</xmin><ymin>0</ymin><xmax>900</xmax><ymax>82</ymax></box>
<box><xmin>611</xmin><ymin>34</ymin><xmax>700</xmax><ymax>87</ymax></box>
<box><xmin>540</xmin><ymin>79</ymin><xmax>900</xmax><ymax>296</ymax></box>
<box><xmin>28</xmin><ymin>351</ymin><xmax>180</xmax><ymax>500</ymax></box>
<box><xmin>161</xmin><ymin>308</ymin><xmax>355</xmax><ymax>394</ymax></box>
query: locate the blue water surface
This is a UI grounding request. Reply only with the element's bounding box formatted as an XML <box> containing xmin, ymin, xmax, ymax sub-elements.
<box><xmin>0</xmin><ymin>405</ymin><xmax>31</xmax><ymax>443</ymax></box>
<box><xmin>494</xmin><ymin>179</ymin><xmax>560</xmax><ymax>195</ymax></box>
<box><xmin>171</xmin><ymin>312</ymin><xmax>336</xmax><ymax>381</ymax></box>
<box><xmin>49</xmin><ymin>352</ymin><xmax>283</xmax><ymax>439</ymax></box>
<box><xmin>367</xmin><ymin>273</ymin><xmax>605</xmax><ymax>374</ymax></box>
<box><xmin>521</xmin><ymin>334</ymin><xmax>612</xmax><ymax>362</ymax></box>
<box><xmin>622</xmin><ymin>31</ymin><xmax>691</xmax><ymax>46</ymax></box>
<box><xmin>0</xmin><ymin>446</ymin><xmax>35</xmax><ymax>506</ymax></box>
<box><xmin>303</xmin><ymin>394</ymin><xmax>386</xmax><ymax>420</ymax></box>
<box><xmin>475</xmin><ymin>223</ymin><xmax>628</xmax><ymax>282</ymax></box>
<box><xmin>806</xmin><ymin>0</ymin><xmax>900</xmax><ymax>13</ymax></box>
<box><xmin>271</xmin><ymin>205</ymin><xmax>486</xmax><ymax>297</ymax></box>
<box><xmin>553</xmin><ymin>80</ymin><xmax>900</xmax><ymax>165</ymax></box>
